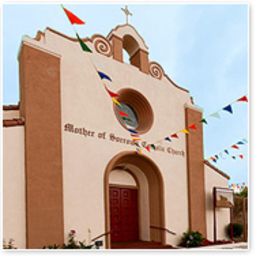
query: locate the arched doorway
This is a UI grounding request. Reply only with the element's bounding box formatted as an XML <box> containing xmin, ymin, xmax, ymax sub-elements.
<box><xmin>104</xmin><ymin>151</ymin><xmax>165</xmax><ymax>248</ymax></box>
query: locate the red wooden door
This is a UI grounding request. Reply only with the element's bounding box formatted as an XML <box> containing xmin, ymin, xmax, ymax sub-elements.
<box><xmin>110</xmin><ymin>187</ymin><xmax>139</xmax><ymax>242</ymax></box>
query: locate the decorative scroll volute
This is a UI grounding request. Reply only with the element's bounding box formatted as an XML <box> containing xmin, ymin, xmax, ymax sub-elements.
<box><xmin>149</xmin><ymin>61</ymin><xmax>165</xmax><ymax>80</ymax></box>
<box><xmin>92</xmin><ymin>35</ymin><xmax>112</xmax><ymax>57</ymax></box>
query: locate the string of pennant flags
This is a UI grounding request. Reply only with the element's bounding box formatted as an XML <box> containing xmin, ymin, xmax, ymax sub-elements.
<box><xmin>61</xmin><ymin>5</ymin><xmax>144</xmax><ymax>153</ymax></box>
<box><xmin>96</xmin><ymin>69</ymin><xmax>248</xmax><ymax>154</ymax></box>
<box><xmin>61</xmin><ymin>5</ymin><xmax>248</xmax><ymax>156</ymax></box>
<box><xmin>206</xmin><ymin>138</ymin><xmax>248</xmax><ymax>163</ymax></box>
<box><xmin>228</xmin><ymin>182</ymin><xmax>247</xmax><ymax>191</ymax></box>
<box><xmin>145</xmin><ymin>95</ymin><xmax>248</xmax><ymax>150</ymax></box>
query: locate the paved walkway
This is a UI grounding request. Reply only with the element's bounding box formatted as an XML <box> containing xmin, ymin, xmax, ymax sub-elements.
<box><xmin>195</xmin><ymin>242</ymin><xmax>248</xmax><ymax>249</ymax></box>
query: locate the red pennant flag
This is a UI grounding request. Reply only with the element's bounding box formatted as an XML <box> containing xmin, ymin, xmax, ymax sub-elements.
<box><xmin>237</xmin><ymin>96</ymin><xmax>248</xmax><ymax>102</ymax></box>
<box><xmin>170</xmin><ymin>133</ymin><xmax>179</xmax><ymax>138</ymax></box>
<box><xmin>188</xmin><ymin>124</ymin><xmax>197</xmax><ymax>130</ymax></box>
<box><xmin>239</xmin><ymin>154</ymin><xmax>244</xmax><ymax>159</ymax></box>
<box><xmin>119</xmin><ymin>111</ymin><xmax>129</xmax><ymax>117</ymax></box>
<box><xmin>145</xmin><ymin>145</ymin><xmax>151</xmax><ymax>152</ymax></box>
<box><xmin>231</xmin><ymin>144</ymin><xmax>239</xmax><ymax>149</ymax></box>
<box><xmin>104</xmin><ymin>84</ymin><xmax>119</xmax><ymax>98</ymax></box>
<box><xmin>62</xmin><ymin>7</ymin><xmax>85</xmax><ymax>25</ymax></box>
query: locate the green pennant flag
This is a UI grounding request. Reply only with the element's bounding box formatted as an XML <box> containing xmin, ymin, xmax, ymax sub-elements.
<box><xmin>200</xmin><ymin>118</ymin><xmax>208</xmax><ymax>124</ymax></box>
<box><xmin>151</xmin><ymin>144</ymin><xmax>156</xmax><ymax>150</ymax></box>
<box><xmin>76</xmin><ymin>33</ymin><xmax>92</xmax><ymax>53</ymax></box>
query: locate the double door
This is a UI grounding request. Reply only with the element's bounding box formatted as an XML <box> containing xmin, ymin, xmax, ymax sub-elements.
<box><xmin>110</xmin><ymin>186</ymin><xmax>139</xmax><ymax>242</ymax></box>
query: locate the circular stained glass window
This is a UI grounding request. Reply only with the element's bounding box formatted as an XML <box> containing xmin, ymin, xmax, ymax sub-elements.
<box><xmin>116</xmin><ymin>103</ymin><xmax>139</xmax><ymax>129</ymax></box>
<box><xmin>113</xmin><ymin>88</ymin><xmax>154</xmax><ymax>134</ymax></box>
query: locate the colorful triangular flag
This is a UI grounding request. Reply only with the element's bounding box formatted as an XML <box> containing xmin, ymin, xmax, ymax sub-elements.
<box><xmin>170</xmin><ymin>133</ymin><xmax>179</xmax><ymax>138</ymax></box>
<box><xmin>231</xmin><ymin>144</ymin><xmax>239</xmax><ymax>149</ymax></box>
<box><xmin>132</xmin><ymin>137</ymin><xmax>141</xmax><ymax>142</ymax></box>
<box><xmin>145</xmin><ymin>145</ymin><xmax>151</xmax><ymax>152</ymax></box>
<box><xmin>200</xmin><ymin>118</ymin><xmax>208</xmax><ymax>124</ymax></box>
<box><xmin>239</xmin><ymin>154</ymin><xmax>244</xmax><ymax>159</ymax></box>
<box><xmin>128</xmin><ymin>129</ymin><xmax>138</xmax><ymax>134</ymax></box>
<box><xmin>98</xmin><ymin>71</ymin><xmax>112</xmax><ymax>81</ymax></box>
<box><xmin>180</xmin><ymin>129</ymin><xmax>189</xmax><ymax>134</ymax></box>
<box><xmin>104</xmin><ymin>85</ymin><xmax>119</xmax><ymax>98</ymax></box>
<box><xmin>136</xmin><ymin>148</ymin><xmax>142</xmax><ymax>154</ymax></box>
<box><xmin>122</xmin><ymin>117</ymin><xmax>132</xmax><ymax>122</ymax></box>
<box><xmin>232</xmin><ymin>156</ymin><xmax>236</xmax><ymax>160</ymax></box>
<box><xmin>76</xmin><ymin>33</ymin><xmax>92</xmax><ymax>53</ymax></box>
<box><xmin>224</xmin><ymin>149</ymin><xmax>229</xmax><ymax>155</ymax></box>
<box><xmin>237</xmin><ymin>95</ymin><xmax>248</xmax><ymax>102</ymax></box>
<box><xmin>223</xmin><ymin>104</ymin><xmax>233</xmax><ymax>114</ymax></box>
<box><xmin>165</xmin><ymin>137</ymin><xmax>172</xmax><ymax>142</ymax></box>
<box><xmin>111</xmin><ymin>97</ymin><xmax>121</xmax><ymax>106</ymax></box>
<box><xmin>62</xmin><ymin>6</ymin><xmax>85</xmax><ymax>25</ymax></box>
<box><xmin>210</xmin><ymin>112</ymin><xmax>221</xmax><ymax>119</ymax></box>
<box><xmin>188</xmin><ymin>124</ymin><xmax>197</xmax><ymax>130</ymax></box>
<box><xmin>237</xmin><ymin>141</ymin><xmax>245</xmax><ymax>145</ymax></box>
<box><xmin>151</xmin><ymin>144</ymin><xmax>156</xmax><ymax>150</ymax></box>
<box><xmin>119</xmin><ymin>111</ymin><xmax>129</xmax><ymax>117</ymax></box>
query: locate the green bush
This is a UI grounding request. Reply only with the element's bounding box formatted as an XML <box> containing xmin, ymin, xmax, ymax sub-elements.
<box><xmin>226</xmin><ymin>223</ymin><xmax>243</xmax><ymax>238</ymax></box>
<box><xmin>179</xmin><ymin>231</ymin><xmax>204</xmax><ymax>248</ymax></box>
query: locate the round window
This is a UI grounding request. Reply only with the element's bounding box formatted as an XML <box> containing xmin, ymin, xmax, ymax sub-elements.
<box><xmin>113</xmin><ymin>88</ymin><xmax>154</xmax><ymax>134</ymax></box>
<box><xmin>115</xmin><ymin>103</ymin><xmax>139</xmax><ymax>130</ymax></box>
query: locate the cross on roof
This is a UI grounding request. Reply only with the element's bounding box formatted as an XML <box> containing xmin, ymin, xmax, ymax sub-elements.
<box><xmin>121</xmin><ymin>5</ymin><xmax>133</xmax><ymax>24</ymax></box>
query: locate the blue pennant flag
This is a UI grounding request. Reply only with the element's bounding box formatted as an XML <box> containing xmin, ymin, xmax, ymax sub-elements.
<box><xmin>237</xmin><ymin>141</ymin><xmax>245</xmax><ymax>145</ymax></box>
<box><xmin>224</xmin><ymin>149</ymin><xmax>229</xmax><ymax>155</ymax></box>
<box><xmin>215</xmin><ymin>155</ymin><xmax>219</xmax><ymax>159</ymax></box>
<box><xmin>223</xmin><ymin>104</ymin><xmax>233</xmax><ymax>114</ymax></box>
<box><xmin>232</xmin><ymin>156</ymin><xmax>236</xmax><ymax>160</ymax></box>
<box><xmin>98</xmin><ymin>71</ymin><xmax>112</xmax><ymax>81</ymax></box>
<box><xmin>165</xmin><ymin>137</ymin><xmax>172</xmax><ymax>142</ymax></box>
<box><xmin>128</xmin><ymin>129</ymin><xmax>138</xmax><ymax>134</ymax></box>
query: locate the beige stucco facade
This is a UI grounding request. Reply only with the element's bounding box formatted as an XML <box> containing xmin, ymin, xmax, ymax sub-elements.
<box><xmin>3</xmin><ymin>24</ymin><xmax>230</xmax><ymax>249</ymax></box>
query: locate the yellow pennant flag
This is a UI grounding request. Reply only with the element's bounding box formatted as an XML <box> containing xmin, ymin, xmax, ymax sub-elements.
<box><xmin>112</xmin><ymin>97</ymin><xmax>121</xmax><ymax>106</ymax></box>
<box><xmin>132</xmin><ymin>137</ymin><xmax>141</xmax><ymax>141</ymax></box>
<box><xmin>180</xmin><ymin>129</ymin><xmax>189</xmax><ymax>134</ymax></box>
<box><xmin>136</xmin><ymin>148</ymin><xmax>142</xmax><ymax>154</ymax></box>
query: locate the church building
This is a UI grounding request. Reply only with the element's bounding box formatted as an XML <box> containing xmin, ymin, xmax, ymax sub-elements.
<box><xmin>3</xmin><ymin>12</ymin><xmax>231</xmax><ymax>249</ymax></box>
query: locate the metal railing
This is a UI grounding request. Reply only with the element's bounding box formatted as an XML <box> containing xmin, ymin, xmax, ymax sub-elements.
<box><xmin>150</xmin><ymin>225</ymin><xmax>176</xmax><ymax>236</ymax></box>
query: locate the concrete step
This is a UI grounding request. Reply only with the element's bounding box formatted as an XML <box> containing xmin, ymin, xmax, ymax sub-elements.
<box><xmin>111</xmin><ymin>241</ymin><xmax>175</xmax><ymax>249</ymax></box>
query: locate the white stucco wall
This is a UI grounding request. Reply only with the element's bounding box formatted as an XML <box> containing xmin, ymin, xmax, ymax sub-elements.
<box><xmin>3</xmin><ymin>126</ymin><xmax>26</xmax><ymax>249</ymax></box>
<box><xmin>204</xmin><ymin>164</ymin><xmax>230</xmax><ymax>241</ymax></box>
<box><xmin>20</xmin><ymin>27</ymin><xmax>192</xmax><ymax>247</ymax></box>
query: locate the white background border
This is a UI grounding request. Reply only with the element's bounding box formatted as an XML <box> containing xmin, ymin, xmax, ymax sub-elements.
<box><xmin>0</xmin><ymin>0</ymin><xmax>259</xmax><ymax>259</ymax></box>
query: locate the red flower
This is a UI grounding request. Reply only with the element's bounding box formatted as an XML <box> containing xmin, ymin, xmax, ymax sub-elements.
<box><xmin>70</xmin><ymin>229</ymin><xmax>76</xmax><ymax>235</ymax></box>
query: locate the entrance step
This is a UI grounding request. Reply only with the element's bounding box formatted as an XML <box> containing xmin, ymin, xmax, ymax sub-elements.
<box><xmin>111</xmin><ymin>241</ymin><xmax>175</xmax><ymax>249</ymax></box>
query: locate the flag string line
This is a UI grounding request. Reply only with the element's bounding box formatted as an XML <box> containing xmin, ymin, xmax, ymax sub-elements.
<box><xmin>205</xmin><ymin>138</ymin><xmax>248</xmax><ymax>163</ymax></box>
<box><xmin>60</xmin><ymin>5</ymin><xmax>248</xmax><ymax>156</ymax></box>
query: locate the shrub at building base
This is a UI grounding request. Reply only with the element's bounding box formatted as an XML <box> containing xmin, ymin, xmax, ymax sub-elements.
<box><xmin>179</xmin><ymin>231</ymin><xmax>204</xmax><ymax>248</ymax></box>
<box><xmin>43</xmin><ymin>230</ymin><xmax>94</xmax><ymax>249</ymax></box>
<box><xmin>3</xmin><ymin>239</ymin><xmax>17</xmax><ymax>249</ymax></box>
<box><xmin>226</xmin><ymin>223</ymin><xmax>243</xmax><ymax>239</ymax></box>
